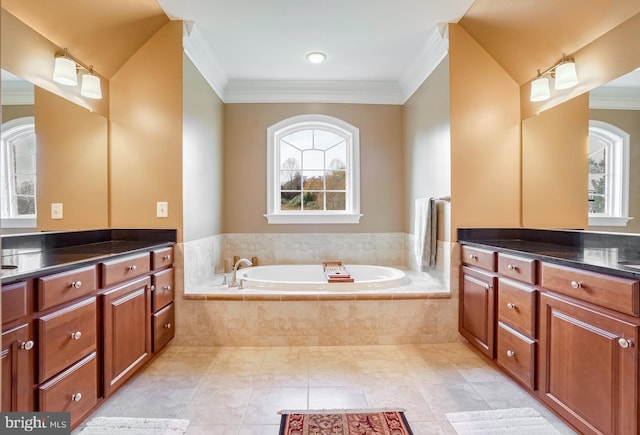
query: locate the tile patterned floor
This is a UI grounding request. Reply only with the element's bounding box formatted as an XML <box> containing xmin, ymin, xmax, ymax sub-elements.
<box><xmin>75</xmin><ymin>343</ymin><xmax>577</xmax><ymax>434</ymax></box>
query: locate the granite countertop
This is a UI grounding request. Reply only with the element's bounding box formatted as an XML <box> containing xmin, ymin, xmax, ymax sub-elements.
<box><xmin>1</xmin><ymin>229</ymin><xmax>177</xmax><ymax>284</ymax></box>
<box><xmin>458</xmin><ymin>228</ymin><xmax>640</xmax><ymax>278</ymax></box>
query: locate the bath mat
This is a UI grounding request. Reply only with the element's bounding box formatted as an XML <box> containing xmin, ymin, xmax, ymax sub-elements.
<box><xmin>446</xmin><ymin>407</ymin><xmax>563</xmax><ymax>434</ymax></box>
<box><xmin>278</xmin><ymin>408</ymin><xmax>413</xmax><ymax>435</ymax></box>
<box><xmin>76</xmin><ymin>417</ymin><xmax>189</xmax><ymax>434</ymax></box>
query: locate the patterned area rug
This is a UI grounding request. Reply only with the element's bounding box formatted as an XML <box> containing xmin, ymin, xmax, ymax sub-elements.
<box><xmin>76</xmin><ymin>417</ymin><xmax>190</xmax><ymax>434</ymax></box>
<box><xmin>446</xmin><ymin>407</ymin><xmax>563</xmax><ymax>434</ymax></box>
<box><xmin>278</xmin><ymin>409</ymin><xmax>413</xmax><ymax>435</ymax></box>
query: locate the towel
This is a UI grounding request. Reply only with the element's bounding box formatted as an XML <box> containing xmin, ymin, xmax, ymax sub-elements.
<box><xmin>414</xmin><ymin>198</ymin><xmax>437</xmax><ymax>271</ymax></box>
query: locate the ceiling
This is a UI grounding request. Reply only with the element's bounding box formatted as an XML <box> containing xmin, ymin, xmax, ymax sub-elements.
<box><xmin>3</xmin><ymin>0</ymin><xmax>640</xmax><ymax>105</ymax></box>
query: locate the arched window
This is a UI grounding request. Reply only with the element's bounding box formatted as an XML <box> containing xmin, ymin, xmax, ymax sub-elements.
<box><xmin>265</xmin><ymin>114</ymin><xmax>361</xmax><ymax>224</ymax></box>
<box><xmin>1</xmin><ymin>116</ymin><xmax>37</xmax><ymax>228</ymax></box>
<box><xmin>588</xmin><ymin>120</ymin><xmax>631</xmax><ymax>226</ymax></box>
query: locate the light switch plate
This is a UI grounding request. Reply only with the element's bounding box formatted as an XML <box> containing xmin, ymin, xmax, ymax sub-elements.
<box><xmin>156</xmin><ymin>201</ymin><xmax>168</xmax><ymax>218</ymax></box>
<box><xmin>51</xmin><ymin>203</ymin><xmax>63</xmax><ymax>220</ymax></box>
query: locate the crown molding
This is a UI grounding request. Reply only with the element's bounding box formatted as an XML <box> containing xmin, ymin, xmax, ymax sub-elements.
<box><xmin>182</xmin><ymin>23</ymin><xmax>229</xmax><ymax>99</ymax></box>
<box><xmin>1</xmin><ymin>80</ymin><xmax>34</xmax><ymax>105</ymax></box>
<box><xmin>590</xmin><ymin>87</ymin><xmax>640</xmax><ymax>110</ymax></box>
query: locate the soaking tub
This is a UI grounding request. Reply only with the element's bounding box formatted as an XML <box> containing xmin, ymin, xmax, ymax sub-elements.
<box><xmin>234</xmin><ymin>264</ymin><xmax>409</xmax><ymax>291</ymax></box>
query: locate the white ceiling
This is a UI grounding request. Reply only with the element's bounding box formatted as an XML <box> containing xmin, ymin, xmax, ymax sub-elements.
<box><xmin>156</xmin><ymin>0</ymin><xmax>475</xmax><ymax>104</ymax></box>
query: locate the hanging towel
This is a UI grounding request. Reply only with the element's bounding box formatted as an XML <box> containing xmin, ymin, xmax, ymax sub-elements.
<box><xmin>414</xmin><ymin>197</ymin><xmax>438</xmax><ymax>271</ymax></box>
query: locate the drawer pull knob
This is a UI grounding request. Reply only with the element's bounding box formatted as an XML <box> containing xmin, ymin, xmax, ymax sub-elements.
<box><xmin>507</xmin><ymin>264</ymin><xmax>517</xmax><ymax>271</ymax></box>
<box><xmin>570</xmin><ymin>280</ymin><xmax>582</xmax><ymax>289</ymax></box>
<box><xmin>506</xmin><ymin>303</ymin><xmax>516</xmax><ymax>310</ymax></box>
<box><xmin>71</xmin><ymin>393</ymin><xmax>82</xmax><ymax>402</ymax></box>
<box><xmin>164</xmin><ymin>323</ymin><xmax>172</xmax><ymax>329</ymax></box>
<box><xmin>20</xmin><ymin>340</ymin><xmax>34</xmax><ymax>351</ymax></box>
<box><xmin>163</xmin><ymin>255</ymin><xmax>172</xmax><ymax>261</ymax></box>
<box><xmin>468</xmin><ymin>254</ymin><xmax>477</xmax><ymax>260</ymax></box>
<box><xmin>162</xmin><ymin>285</ymin><xmax>172</xmax><ymax>291</ymax></box>
<box><xmin>618</xmin><ymin>338</ymin><xmax>633</xmax><ymax>349</ymax></box>
<box><xmin>71</xmin><ymin>281</ymin><xmax>82</xmax><ymax>289</ymax></box>
<box><xmin>506</xmin><ymin>350</ymin><xmax>516</xmax><ymax>358</ymax></box>
<box><xmin>128</xmin><ymin>265</ymin><xmax>138</xmax><ymax>271</ymax></box>
<box><xmin>70</xmin><ymin>331</ymin><xmax>82</xmax><ymax>340</ymax></box>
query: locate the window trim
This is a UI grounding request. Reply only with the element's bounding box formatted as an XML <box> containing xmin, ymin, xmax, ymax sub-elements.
<box><xmin>588</xmin><ymin>120</ymin><xmax>632</xmax><ymax>227</ymax></box>
<box><xmin>265</xmin><ymin>114</ymin><xmax>362</xmax><ymax>224</ymax></box>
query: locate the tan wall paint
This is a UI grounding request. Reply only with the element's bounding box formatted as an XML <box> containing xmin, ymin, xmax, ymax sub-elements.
<box><xmin>35</xmin><ymin>87</ymin><xmax>109</xmax><ymax>230</ymax></box>
<box><xmin>403</xmin><ymin>58</ymin><xmax>451</xmax><ymax>241</ymax></box>
<box><xmin>522</xmin><ymin>95</ymin><xmax>589</xmax><ymax>229</ymax></box>
<box><xmin>109</xmin><ymin>21</ymin><xmax>183</xmax><ymax>241</ymax></box>
<box><xmin>183</xmin><ymin>55</ymin><xmax>224</xmax><ymax>242</ymax></box>
<box><xmin>1</xmin><ymin>105</ymin><xmax>33</xmax><ymax>122</ymax></box>
<box><xmin>589</xmin><ymin>109</ymin><xmax>640</xmax><ymax>234</ymax></box>
<box><xmin>223</xmin><ymin>103</ymin><xmax>404</xmax><ymax>233</ymax></box>
<box><xmin>449</xmin><ymin>24</ymin><xmax>522</xmax><ymax>240</ymax></box>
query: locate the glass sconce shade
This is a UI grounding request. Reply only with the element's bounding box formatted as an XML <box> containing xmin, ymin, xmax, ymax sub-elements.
<box><xmin>554</xmin><ymin>61</ymin><xmax>578</xmax><ymax>89</ymax></box>
<box><xmin>530</xmin><ymin>76</ymin><xmax>551</xmax><ymax>102</ymax></box>
<box><xmin>81</xmin><ymin>73</ymin><xmax>102</xmax><ymax>99</ymax></box>
<box><xmin>53</xmin><ymin>56</ymin><xmax>78</xmax><ymax>86</ymax></box>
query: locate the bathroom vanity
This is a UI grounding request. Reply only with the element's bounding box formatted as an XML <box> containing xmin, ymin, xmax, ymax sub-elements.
<box><xmin>0</xmin><ymin>229</ymin><xmax>176</xmax><ymax>428</ymax></box>
<box><xmin>458</xmin><ymin>228</ymin><xmax>640</xmax><ymax>435</ymax></box>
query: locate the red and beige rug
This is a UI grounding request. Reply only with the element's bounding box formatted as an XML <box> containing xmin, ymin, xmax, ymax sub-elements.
<box><xmin>278</xmin><ymin>409</ymin><xmax>413</xmax><ymax>435</ymax></box>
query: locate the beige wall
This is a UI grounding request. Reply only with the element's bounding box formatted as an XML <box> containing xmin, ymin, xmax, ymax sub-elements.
<box><xmin>521</xmin><ymin>95</ymin><xmax>589</xmax><ymax>229</ymax></box>
<box><xmin>182</xmin><ymin>55</ymin><xmax>224</xmax><ymax>242</ymax></box>
<box><xmin>403</xmin><ymin>57</ymin><xmax>451</xmax><ymax>241</ymax></box>
<box><xmin>223</xmin><ymin>103</ymin><xmax>404</xmax><ymax>233</ymax></box>
<box><xmin>35</xmin><ymin>87</ymin><xmax>109</xmax><ymax>230</ymax></box>
<box><xmin>449</xmin><ymin>24</ymin><xmax>522</xmax><ymax>240</ymax></box>
<box><xmin>589</xmin><ymin>108</ymin><xmax>640</xmax><ymax>234</ymax></box>
<box><xmin>2</xmin><ymin>105</ymin><xmax>33</xmax><ymax>122</ymax></box>
<box><xmin>109</xmin><ymin>21</ymin><xmax>184</xmax><ymax>240</ymax></box>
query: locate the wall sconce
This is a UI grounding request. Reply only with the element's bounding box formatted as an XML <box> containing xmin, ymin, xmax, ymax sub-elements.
<box><xmin>52</xmin><ymin>48</ymin><xmax>102</xmax><ymax>100</ymax></box>
<box><xmin>530</xmin><ymin>54</ymin><xmax>578</xmax><ymax>102</ymax></box>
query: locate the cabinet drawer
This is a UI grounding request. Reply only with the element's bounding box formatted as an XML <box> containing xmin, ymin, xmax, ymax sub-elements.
<box><xmin>498</xmin><ymin>279</ymin><xmax>537</xmax><ymax>337</ymax></box>
<box><xmin>37</xmin><ymin>297</ymin><xmax>97</xmax><ymax>382</ymax></box>
<box><xmin>541</xmin><ymin>262</ymin><xmax>639</xmax><ymax>316</ymax></box>
<box><xmin>153</xmin><ymin>302</ymin><xmax>174</xmax><ymax>352</ymax></box>
<box><xmin>152</xmin><ymin>246</ymin><xmax>174</xmax><ymax>270</ymax></box>
<box><xmin>461</xmin><ymin>246</ymin><xmax>496</xmax><ymax>271</ymax></box>
<box><xmin>101</xmin><ymin>252</ymin><xmax>150</xmax><ymax>288</ymax></box>
<box><xmin>39</xmin><ymin>352</ymin><xmax>97</xmax><ymax>429</ymax></box>
<box><xmin>2</xmin><ymin>281</ymin><xmax>28</xmax><ymax>325</ymax></box>
<box><xmin>498</xmin><ymin>253</ymin><xmax>537</xmax><ymax>285</ymax></box>
<box><xmin>152</xmin><ymin>268</ymin><xmax>174</xmax><ymax>312</ymax></box>
<box><xmin>496</xmin><ymin>323</ymin><xmax>536</xmax><ymax>390</ymax></box>
<box><xmin>37</xmin><ymin>265</ymin><xmax>97</xmax><ymax>311</ymax></box>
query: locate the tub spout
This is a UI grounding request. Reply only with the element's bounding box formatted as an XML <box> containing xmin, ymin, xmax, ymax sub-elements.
<box><xmin>228</xmin><ymin>258</ymin><xmax>252</xmax><ymax>287</ymax></box>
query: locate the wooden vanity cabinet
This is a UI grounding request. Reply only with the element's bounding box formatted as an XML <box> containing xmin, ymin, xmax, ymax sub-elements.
<box><xmin>151</xmin><ymin>254</ymin><xmax>175</xmax><ymax>352</ymax></box>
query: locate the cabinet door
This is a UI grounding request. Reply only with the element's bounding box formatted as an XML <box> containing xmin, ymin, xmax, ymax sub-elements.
<box><xmin>102</xmin><ymin>276</ymin><xmax>151</xmax><ymax>398</ymax></box>
<box><xmin>539</xmin><ymin>293</ymin><xmax>638</xmax><ymax>435</ymax></box>
<box><xmin>1</xmin><ymin>324</ymin><xmax>34</xmax><ymax>411</ymax></box>
<box><xmin>460</xmin><ymin>266</ymin><xmax>497</xmax><ymax>358</ymax></box>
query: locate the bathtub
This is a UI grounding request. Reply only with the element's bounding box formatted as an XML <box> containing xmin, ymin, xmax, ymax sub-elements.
<box><xmin>235</xmin><ymin>264</ymin><xmax>409</xmax><ymax>291</ymax></box>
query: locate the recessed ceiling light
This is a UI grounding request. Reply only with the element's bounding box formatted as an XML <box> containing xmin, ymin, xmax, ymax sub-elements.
<box><xmin>306</xmin><ymin>52</ymin><xmax>326</xmax><ymax>64</ymax></box>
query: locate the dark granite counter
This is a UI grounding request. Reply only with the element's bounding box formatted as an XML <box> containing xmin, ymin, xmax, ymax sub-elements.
<box><xmin>1</xmin><ymin>229</ymin><xmax>177</xmax><ymax>284</ymax></box>
<box><xmin>458</xmin><ymin>228</ymin><xmax>640</xmax><ymax>278</ymax></box>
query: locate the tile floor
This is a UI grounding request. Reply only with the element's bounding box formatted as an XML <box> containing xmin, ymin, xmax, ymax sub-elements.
<box><xmin>74</xmin><ymin>342</ymin><xmax>576</xmax><ymax>434</ymax></box>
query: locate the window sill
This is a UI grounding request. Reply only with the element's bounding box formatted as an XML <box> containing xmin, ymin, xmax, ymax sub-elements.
<box><xmin>588</xmin><ymin>215</ymin><xmax>634</xmax><ymax>227</ymax></box>
<box><xmin>264</xmin><ymin>213</ymin><xmax>363</xmax><ymax>224</ymax></box>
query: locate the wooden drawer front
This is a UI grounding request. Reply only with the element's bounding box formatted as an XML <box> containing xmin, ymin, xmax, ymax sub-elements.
<box><xmin>461</xmin><ymin>246</ymin><xmax>496</xmax><ymax>271</ymax></box>
<box><xmin>153</xmin><ymin>302</ymin><xmax>174</xmax><ymax>352</ymax></box>
<box><xmin>498</xmin><ymin>253</ymin><xmax>537</xmax><ymax>285</ymax></box>
<box><xmin>2</xmin><ymin>281</ymin><xmax>28</xmax><ymax>325</ymax></box>
<box><xmin>152</xmin><ymin>268</ymin><xmax>174</xmax><ymax>312</ymax></box>
<box><xmin>152</xmin><ymin>246</ymin><xmax>174</xmax><ymax>270</ymax></box>
<box><xmin>496</xmin><ymin>323</ymin><xmax>535</xmax><ymax>390</ymax></box>
<box><xmin>39</xmin><ymin>352</ymin><xmax>97</xmax><ymax>429</ymax></box>
<box><xmin>37</xmin><ymin>265</ymin><xmax>97</xmax><ymax>311</ymax></box>
<box><xmin>37</xmin><ymin>297</ymin><xmax>97</xmax><ymax>382</ymax></box>
<box><xmin>101</xmin><ymin>252</ymin><xmax>150</xmax><ymax>288</ymax></box>
<box><xmin>498</xmin><ymin>279</ymin><xmax>537</xmax><ymax>337</ymax></box>
<box><xmin>541</xmin><ymin>262</ymin><xmax>639</xmax><ymax>316</ymax></box>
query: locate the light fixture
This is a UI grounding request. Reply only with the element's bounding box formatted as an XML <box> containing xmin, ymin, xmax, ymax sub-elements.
<box><xmin>52</xmin><ymin>48</ymin><xmax>102</xmax><ymax>100</ymax></box>
<box><xmin>529</xmin><ymin>53</ymin><xmax>578</xmax><ymax>102</ymax></box>
<box><xmin>306</xmin><ymin>52</ymin><xmax>326</xmax><ymax>64</ymax></box>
